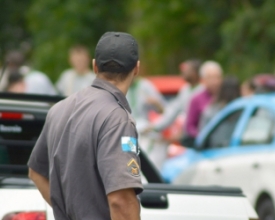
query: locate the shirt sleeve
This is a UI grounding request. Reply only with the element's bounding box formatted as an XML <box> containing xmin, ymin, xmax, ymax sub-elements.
<box><xmin>144</xmin><ymin>79</ymin><xmax>166</xmax><ymax>107</ymax></box>
<box><xmin>153</xmin><ymin>87</ymin><xmax>187</xmax><ymax>131</ymax></box>
<box><xmin>97</xmin><ymin>111</ymin><xmax>143</xmax><ymax>195</ymax></box>
<box><xmin>27</xmin><ymin>117</ymin><xmax>50</xmax><ymax>179</ymax></box>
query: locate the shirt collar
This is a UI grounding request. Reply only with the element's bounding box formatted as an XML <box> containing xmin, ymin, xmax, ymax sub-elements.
<box><xmin>92</xmin><ymin>78</ymin><xmax>131</xmax><ymax>113</ymax></box>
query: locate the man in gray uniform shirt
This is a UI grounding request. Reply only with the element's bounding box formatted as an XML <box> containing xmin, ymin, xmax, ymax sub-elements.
<box><xmin>28</xmin><ymin>32</ymin><xmax>143</xmax><ymax>220</ymax></box>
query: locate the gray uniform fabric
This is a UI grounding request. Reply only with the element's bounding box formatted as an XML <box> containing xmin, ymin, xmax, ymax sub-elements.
<box><xmin>28</xmin><ymin>78</ymin><xmax>143</xmax><ymax>220</ymax></box>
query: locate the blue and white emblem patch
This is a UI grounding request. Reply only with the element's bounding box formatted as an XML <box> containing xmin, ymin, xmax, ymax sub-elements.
<box><xmin>121</xmin><ymin>137</ymin><xmax>138</xmax><ymax>155</ymax></box>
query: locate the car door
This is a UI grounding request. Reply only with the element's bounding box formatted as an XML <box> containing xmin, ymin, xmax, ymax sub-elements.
<box><xmin>177</xmin><ymin>107</ymin><xmax>248</xmax><ymax>185</ymax></box>
<box><xmin>187</xmin><ymin>108</ymin><xmax>245</xmax><ymax>186</ymax></box>
<box><xmin>217</xmin><ymin>106</ymin><xmax>275</xmax><ymax>203</ymax></box>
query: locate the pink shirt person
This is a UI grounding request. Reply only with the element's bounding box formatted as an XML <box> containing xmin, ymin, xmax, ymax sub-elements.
<box><xmin>185</xmin><ymin>61</ymin><xmax>223</xmax><ymax>138</ymax></box>
<box><xmin>185</xmin><ymin>89</ymin><xmax>213</xmax><ymax>137</ymax></box>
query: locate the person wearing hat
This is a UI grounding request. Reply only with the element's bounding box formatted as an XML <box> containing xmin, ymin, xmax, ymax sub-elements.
<box><xmin>28</xmin><ymin>32</ymin><xmax>143</xmax><ymax>220</ymax></box>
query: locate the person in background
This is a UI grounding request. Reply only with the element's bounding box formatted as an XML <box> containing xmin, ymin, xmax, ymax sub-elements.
<box><xmin>199</xmin><ymin>76</ymin><xmax>240</xmax><ymax>130</ymax></box>
<box><xmin>0</xmin><ymin>51</ymin><xmax>24</xmax><ymax>91</ymax></box>
<box><xmin>127</xmin><ymin>77</ymin><xmax>166</xmax><ymax>131</ymax></box>
<box><xmin>24</xmin><ymin>67</ymin><xmax>57</xmax><ymax>95</ymax></box>
<box><xmin>241</xmin><ymin>79</ymin><xmax>256</xmax><ymax>97</ymax></box>
<box><xmin>127</xmin><ymin>76</ymin><xmax>166</xmax><ymax>171</ymax></box>
<box><xmin>150</xmin><ymin>59</ymin><xmax>204</xmax><ymax>132</ymax></box>
<box><xmin>56</xmin><ymin>45</ymin><xmax>96</xmax><ymax>96</ymax></box>
<box><xmin>1</xmin><ymin>50</ymin><xmax>57</xmax><ymax>95</ymax></box>
<box><xmin>5</xmin><ymin>71</ymin><xmax>26</xmax><ymax>93</ymax></box>
<box><xmin>183</xmin><ymin>61</ymin><xmax>223</xmax><ymax>146</ymax></box>
<box><xmin>252</xmin><ymin>74</ymin><xmax>275</xmax><ymax>94</ymax></box>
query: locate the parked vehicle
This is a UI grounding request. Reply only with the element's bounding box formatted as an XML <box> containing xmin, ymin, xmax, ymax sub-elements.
<box><xmin>162</xmin><ymin>94</ymin><xmax>275</xmax><ymax>220</ymax></box>
<box><xmin>147</xmin><ymin>75</ymin><xmax>186</xmax><ymax>100</ymax></box>
<box><xmin>0</xmin><ymin>93</ymin><xmax>258</xmax><ymax>220</ymax></box>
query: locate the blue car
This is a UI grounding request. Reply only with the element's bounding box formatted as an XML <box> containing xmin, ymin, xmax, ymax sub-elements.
<box><xmin>162</xmin><ymin>94</ymin><xmax>275</xmax><ymax>220</ymax></box>
<box><xmin>162</xmin><ymin>94</ymin><xmax>275</xmax><ymax>182</ymax></box>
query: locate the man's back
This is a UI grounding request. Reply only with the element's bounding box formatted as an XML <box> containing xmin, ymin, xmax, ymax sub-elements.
<box><xmin>30</xmin><ymin>79</ymin><xmax>143</xmax><ymax>219</ymax></box>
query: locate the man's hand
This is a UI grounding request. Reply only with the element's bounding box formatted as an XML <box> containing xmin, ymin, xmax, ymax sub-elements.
<box><xmin>140</xmin><ymin>125</ymin><xmax>154</xmax><ymax>135</ymax></box>
<box><xmin>28</xmin><ymin>168</ymin><xmax>51</xmax><ymax>206</ymax></box>
<box><xmin>107</xmin><ymin>188</ymin><xmax>140</xmax><ymax>220</ymax></box>
<box><xmin>146</xmin><ymin>97</ymin><xmax>164</xmax><ymax>113</ymax></box>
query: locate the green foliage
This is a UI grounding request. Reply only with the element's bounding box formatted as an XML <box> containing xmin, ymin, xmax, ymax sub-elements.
<box><xmin>217</xmin><ymin>0</ymin><xmax>275</xmax><ymax>80</ymax></box>
<box><xmin>0</xmin><ymin>0</ymin><xmax>31</xmax><ymax>64</ymax></box>
<box><xmin>2</xmin><ymin>0</ymin><xmax>275</xmax><ymax>82</ymax></box>
<box><xmin>27</xmin><ymin>0</ymin><xmax>128</xmax><ymax>82</ymax></box>
<box><xmin>128</xmin><ymin>0</ymin><xmax>234</xmax><ymax>75</ymax></box>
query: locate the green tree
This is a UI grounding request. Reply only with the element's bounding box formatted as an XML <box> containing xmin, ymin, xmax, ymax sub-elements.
<box><xmin>128</xmin><ymin>0</ymin><xmax>236</xmax><ymax>75</ymax></box>
<box><xmin>0</xmin><ymin>0</ymin><xmax>31</xmax><ymax>65</ymax></box>
<box><xmin>27</xmin><ymin>0</ymin><xmax>128</xmax><ymax>82</ymax></box>
<box><xmin>217</xmin><ymin>0</ymin><xmax>275</xmax><ymax>80</ymax></box>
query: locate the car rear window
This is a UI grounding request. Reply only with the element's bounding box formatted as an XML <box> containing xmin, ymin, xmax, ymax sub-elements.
<box><xmin>0</xmin><ymin>113</ymin><xmax>45</xmax><ymax>176</ymax></box>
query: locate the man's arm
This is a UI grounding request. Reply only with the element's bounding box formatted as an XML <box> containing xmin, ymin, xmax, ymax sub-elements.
<box><xmin>152</xmin><ymin>87</ymin><xmax>187</xmax><ymax>131</ymax></box>
<box><xmin>108</xmin><ymin>188</ymin><xmax>140</xmax><ymax>220</ymax></box>
<box><xmin>28</xmin><ymin>168</ymin><xmax>52</xmax><ymax>206</ymax></box>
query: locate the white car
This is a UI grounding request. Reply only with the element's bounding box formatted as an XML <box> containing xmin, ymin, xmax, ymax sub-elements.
<box><xmin>0</xmin><ymin>94</ymin><xmax>258</xmax><ymax>220</ymax></box>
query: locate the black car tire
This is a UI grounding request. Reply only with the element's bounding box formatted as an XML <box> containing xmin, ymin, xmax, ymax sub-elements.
<box><xmin>257</xmin><ymin>198</ymin><xmax>275</xmax><ymax>220</ymax></box>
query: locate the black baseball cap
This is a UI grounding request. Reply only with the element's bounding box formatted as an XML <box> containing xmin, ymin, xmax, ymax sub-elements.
<box><xmin>95</xmin><ymin>32</ymin><xmax>139</xmax><ymax>73</ymax></box>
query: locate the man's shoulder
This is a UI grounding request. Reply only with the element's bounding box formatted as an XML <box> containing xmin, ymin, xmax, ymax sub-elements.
<box><xmin>81</xmin><ymin>88</ymin><xmax>132</xmax><ymax>123</ymax></box>
<box><xmin>56</xmin><ymin>70</ymin><xmax>74</xmax><ymax>86</ymax></box>
<box><xmin>60</xmin><ymin>69</ymin><xmax>75</xmax><ymax>77</ymax></box>
<box><xmin>103</xmin><ymin>106</ymin><xmax>133</xmax><ymax>128</ymax></box>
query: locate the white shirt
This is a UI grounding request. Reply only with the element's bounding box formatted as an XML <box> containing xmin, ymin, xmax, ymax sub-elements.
<box><xmin>25</xmin><ymin>70</ymin><xmax>57</xmax><ymax>95</ymax></box>
<box><xmin>56</xmin><ymin>69</ymin><xmax>96</xmax><ymax>96</ymax></box>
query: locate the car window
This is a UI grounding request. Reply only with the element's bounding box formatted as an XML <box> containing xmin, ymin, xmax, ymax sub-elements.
<box><xmin>0</xmin><ymin>114</ymin><xmax>45</xmax><ymax>176</ymax></box>
<box><xmin>241</xmin><ymin>108</ymin><xmax>275</xmax><ymax>145</ymax></box>
<box><xmin>202</xmin><ymin>109</ymin><xmax>243</xmax><ymax>149</ymax></box>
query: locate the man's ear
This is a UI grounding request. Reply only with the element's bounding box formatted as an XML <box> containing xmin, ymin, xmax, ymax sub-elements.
<box><xmin>134</xmin><ymin>61</ymin><xmax>140</xmax><ymax>77</ymax></box>
<box><xmin>93</xmin><ymin>59</ymin><xmax>99</xmax><ymax>75</ymax></box>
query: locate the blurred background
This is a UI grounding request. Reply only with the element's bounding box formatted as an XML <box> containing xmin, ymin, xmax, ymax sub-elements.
<box><xmin>1</xmin><ymin>0</ymin><xmax>275</xmax><ymax>82</ymax></box>
<box><xmin>2</xmin><ymin>1</ymin><xmax>275</xmax><ymax>219</ymax></box>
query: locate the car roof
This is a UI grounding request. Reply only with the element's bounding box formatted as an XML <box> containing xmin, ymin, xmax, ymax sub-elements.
<box><xmin>196</xmin><ymin>93</ymin><xmax>275</xmax><ymax>148</ymax></box>
<box><xmin>0</xmin><ymin>93</ymin><xmax>65</xmax><ymax>114</ymax></box>
<box><xmin>229</xmin><ymin>93</ymin><xmax>275</xmax><ymax>109</ymax></box>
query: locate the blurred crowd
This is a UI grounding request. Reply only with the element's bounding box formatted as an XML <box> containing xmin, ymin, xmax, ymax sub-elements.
<box><xmin>1</xmin><ymin>47</ymin><xmax>275</xmax><ymax>171</ymax></box>
<box><xmin>0</xmin><ymin>45</ymin><xmax>95</xmax><ymax>96</ymax></box>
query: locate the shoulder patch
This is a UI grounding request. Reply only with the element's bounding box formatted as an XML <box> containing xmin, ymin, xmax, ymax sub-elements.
<box><xmin>127</xmin><ymin>158</ymin><xmax>140</xmax><ymax>177</ymax></box>
<box><xmin>121</xmin><ymin>137</ymin><xmax>138</xmax><ymax>154</ymax></box>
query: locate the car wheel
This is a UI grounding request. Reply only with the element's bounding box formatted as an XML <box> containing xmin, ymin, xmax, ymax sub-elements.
<box><xmin>257</xmin><ymin>198</ymin><xmax>275</xmax><ymax>220</ymax></box>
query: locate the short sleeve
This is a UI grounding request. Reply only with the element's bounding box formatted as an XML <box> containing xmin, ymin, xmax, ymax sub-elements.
<box><xmin>27</xmin><ymin>118</ymin><xmax>49</xmax><ymax>179</ymax></box>
<box><xmin>97</xmin><ymin>114</ymin><xmax>143</xmax><ymax>195</ymax></box>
